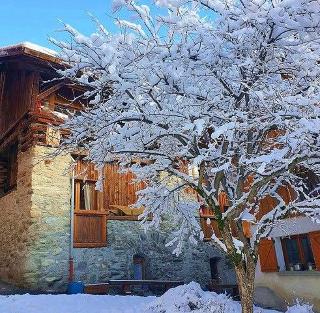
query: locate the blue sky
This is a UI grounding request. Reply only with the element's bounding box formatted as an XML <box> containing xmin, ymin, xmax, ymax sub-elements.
<box><xmin>0</xmin><ymin>0</ymin><xmax>128</xmax><ymax>49</ymax></box>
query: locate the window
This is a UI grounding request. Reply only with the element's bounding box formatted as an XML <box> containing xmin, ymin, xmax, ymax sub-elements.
<box><xmin>75</xmin><ymin>180</ymin><xmax>104</xmax><ymax>211</ymax></box>
<box><xmin>72</xmin><ymin>159</ymin><xmax>146</xmax><ymax>247</ymax></box>
<box><xmin>281</xmin><ymin>234</ymin><xmax>315</xmax><ymax>271</ymax></box>
<box><xmin>0</xmin><ymin>142</ymin><xmax>18</xmax><ymax>196</ymax></box>
<box><xmin>73</xmin><ymin>180</ymin><xmax>107</xmax><ymax>248</ymax></box>
<box><xmin>73</xmin><ymin>160</ymin><xmax>107</xmax><ymax>248</ymax></box>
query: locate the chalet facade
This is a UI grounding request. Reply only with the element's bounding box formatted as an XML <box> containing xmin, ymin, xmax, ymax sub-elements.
<box><xmin>202</xmin><ymin>187</ymin><xmax>320</xmax><ymax>311</ymax></box>
<box><xmin>1</xmin><ymin>42</ymin><xmax>319</xmax><ymax>311</ymax></box>
<box><xmin>251</xmin><ymin>174</ymin><xmax>320</xmax><ymax>310</ymax></box>
<box><xmin>0</xmin><ymin>43</ymin><xmax>235</xmax><ymax>293</ymax></box>
<box><xmin>255</xmin><ymin>215</ymin><xmax>320</xmax><ymax>310</ymax></box>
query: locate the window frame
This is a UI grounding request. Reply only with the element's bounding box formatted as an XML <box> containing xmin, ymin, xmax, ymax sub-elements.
<box><xmin>74</xmin><ymin>178</ymin><xmax>105</xmax><ymax>213</ymax></box>
<box><xmin>281</xmin><ymin>233</ymin><xmax>315</xmax><ymax>271</ymax></box>
<box><xmin>73</xmin><ymin>160</ymin><xmax>108</xmax><ymax>248</ymax></box>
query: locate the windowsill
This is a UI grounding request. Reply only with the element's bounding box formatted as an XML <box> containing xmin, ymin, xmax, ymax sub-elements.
<box><xmin>74</xmin><ymin>242</ymin><xmax>107</xmax><ymax>248</ymax></box>
<box><xmin>278</xmin><ymin>271</ymin><xmax>320</xmax><ymax>276</ymax></box>
<box><xmin>107</xmin><ymin>215</ymin><xmax>140</xmax><ymax>221</ymax></box>
<box><xmin>74</xmin><ymin>210</ymin><xmax>108</xmax><ymax>215</ymax></box>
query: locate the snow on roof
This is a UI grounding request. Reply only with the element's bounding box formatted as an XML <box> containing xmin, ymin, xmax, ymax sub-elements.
<box><xmin>239</xmin><ymin>209</ymin><xmax>256</xmax><ymax>222</ymax></box>
<box><xmin>0</xmin><ymin>42</ymin><xmax>59</xmax><ymax>61</ymax></box>
<box><xmin>22</xmin><ymin>42</ymin><xmax>57</xmax><ymax>56</ymax></box>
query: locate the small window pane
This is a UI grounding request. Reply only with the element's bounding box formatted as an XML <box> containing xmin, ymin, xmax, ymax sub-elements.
<box><xmin>302</xmin><ymin>236</ymin><xmax>315</xmax><ymax>265</ymax></box>
<box><xmin>79</xmin><ymin>181</ymin><xmax>100</xmax><ymax>211</ymax></box>
<box><xmin>133</xmin><ymin>263</ymin><xmax>143</xmax><ymax>280</ymax></box>
<box><xmin>284</xmin><ymin>238</ymin><xmax>300</xmax><ymax>265</ymax></box>
<box><xmin>210</xmin><ymin>257</ymin><xmax>220</xmax><ymax>280</ymax></box>
<box><xmin>133</xmin><ymin>255</ymin><xmax>145</xmax><ymax>280</ymax></box>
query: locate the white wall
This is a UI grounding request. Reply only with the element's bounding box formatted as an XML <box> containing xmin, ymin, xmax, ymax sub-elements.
<box><xmin>255</xmin><ymin>216</ymin><xmax>320</xmax><ymax>312</ymax></box>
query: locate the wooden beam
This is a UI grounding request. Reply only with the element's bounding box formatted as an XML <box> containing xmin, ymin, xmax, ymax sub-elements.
<box><xmin>37</xmin><ymin>81</ymin><xmax>65</xmax><ymax>101</ymax></box>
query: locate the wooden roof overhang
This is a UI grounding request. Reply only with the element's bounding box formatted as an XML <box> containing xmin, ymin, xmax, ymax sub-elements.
<box><xmin>0</xmin><ymin>43</ymin><xmax>63</xmax><ymax>68</ymax></box>
<box><xmin>0</xmin><ymin>43</ymin><xmax>89</xmax><ymax>151</ymax></box>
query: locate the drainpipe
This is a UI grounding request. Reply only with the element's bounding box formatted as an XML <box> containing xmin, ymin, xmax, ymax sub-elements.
<box><xmin>69</xmin><ymin>169</ymin><xmax>75</xmax><ymax>282</ymax></box>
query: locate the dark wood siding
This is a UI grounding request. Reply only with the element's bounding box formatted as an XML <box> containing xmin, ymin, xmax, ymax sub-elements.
<box><xmin>0</xmin><ymin>69</ymin><xmax>39</xmax><ymax>137</ymax></box>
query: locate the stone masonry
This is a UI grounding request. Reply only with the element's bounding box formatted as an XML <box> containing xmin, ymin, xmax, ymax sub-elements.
<box><xmin>0</xmin><ymin>148</ymin><xmax>33</xmax><ymax>287</ymax></box>
<box><xmin>73</xmin><ymin>220</ymin><xmax>236</xmax><ymax>288</ymax></box>
<box><xmin>0</xmin><ymin>145</ymin><xmax>236</xmax><ymax>292</ymax></box>
<box><xmin>26</xmin><ymin>145</ymin><xmax>73</xmax><ymax>291</ymax></box>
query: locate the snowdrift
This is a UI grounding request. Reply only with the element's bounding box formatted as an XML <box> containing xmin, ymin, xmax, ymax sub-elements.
<box><xmin>144</xmin><ymin>282</ymin><xmax>314</xmax><ymax>313</ymax></box>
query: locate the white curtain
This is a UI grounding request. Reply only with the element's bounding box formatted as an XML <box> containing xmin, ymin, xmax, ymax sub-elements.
<box><xmin>83</xmin><ymin>183</ymin><xmax>93</xmax><ymax>210</ymax></box>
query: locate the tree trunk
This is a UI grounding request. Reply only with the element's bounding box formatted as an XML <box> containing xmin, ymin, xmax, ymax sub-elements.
<box><xmin>234</xmin><ymin>265</ymin><xmax>255</xmax><ymax>313</ymax></box>
<box><xmin>239</xmin><ymin>285</ymin><xmax>254</xmax><ymax>313</ymax></box>
<box><xmin>220</xmin><ymin>219</ymin><xmax>257</xmax><ymax>313</ymax></box>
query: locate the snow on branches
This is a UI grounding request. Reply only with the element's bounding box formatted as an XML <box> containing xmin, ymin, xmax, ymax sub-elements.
<box><xmin>52</xmin><ymin>0</ymin><xmax>320</xmax><ymax>258</ymax></box>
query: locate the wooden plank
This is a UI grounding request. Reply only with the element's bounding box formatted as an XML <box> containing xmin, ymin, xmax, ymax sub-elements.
<box><xmin>84</xmin><ymin>284</ymin><xmax>109</xmax><ymax>295</ymax></box>
<box><xmin>258</xmin><ymin>239</ymin><xmax>279</xmax><ymax>272</ymax></box>
<box><xmin>108</xmin><ymin>279</ymin><xmax>183</xmax><ymax>286</ymax></box>
<box><xmin>73</xmin><ymin>212</ymin><xmax>107</xmax><ymax>247</ymax></box>
<box><xmin>37</xmin><ymin>81</ymin><xmax>64</xmax><ymax>101</ymax></box>
<box><xmin>74</xmin><ymin>181</ymin><xmax>81</xmax><ymax>211</ymax></box>
<box><xmin>103</xmin><ymin>162</ymin><xmax>143</xmax><ymax>212</ymax></box>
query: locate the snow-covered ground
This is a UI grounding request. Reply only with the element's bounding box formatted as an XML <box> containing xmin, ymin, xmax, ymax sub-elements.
<box><xmin>0</xmin><ymin>293</ymin><xmax>154</xmax><ymax>313</ymax></box>
<box><xmin>0</xmin><ymin>282</ymin><xmax>314</xmax><ymax>313</ymax></box>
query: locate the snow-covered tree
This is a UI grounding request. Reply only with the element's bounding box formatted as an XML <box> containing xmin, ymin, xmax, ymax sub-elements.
<box><xmin>52</xmin><ymin>1</ymin><xmax>320</xmax><ymax>312</ymax></box>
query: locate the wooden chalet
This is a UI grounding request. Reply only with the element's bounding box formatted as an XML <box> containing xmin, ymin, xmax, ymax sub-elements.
<box><xmin>0</xmin><ymin>43</ymin><xmax>147</xmax><ymax>247</ymax></box>
<box><xmin>0</xmin><ymin>42</ymin><xmax>229</xmax><ymax>294</ymax></box>
<box><xmin>1</xmin><ymin>42</ymin><xmax>319</xmax><ymax>310</ymax></box>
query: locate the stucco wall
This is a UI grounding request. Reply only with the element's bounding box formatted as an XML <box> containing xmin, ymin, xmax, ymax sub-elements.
<box><xmin>0</xmin><ymin>148</ymin><xmax>33</xmax><ymax>287</ymax></box>
<box><xmin>254</xmin><ymin>216</ymin><xmax>320</xmax><ymax>312</ymax></box>
<box><xmin>255</xmin><ymin>266</ymin><xmax>320</xmax><ymax>312</ymax></box>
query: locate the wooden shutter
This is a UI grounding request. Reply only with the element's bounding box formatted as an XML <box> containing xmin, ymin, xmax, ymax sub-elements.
<box><xmin>256</xmin><ymin>184</ymin><xmax>297</xmax><ymax>221</ymax></box>
<box><xmin>277</xmin><ymin>184</ymin><xmax>296</xmax><ymax>204</ymax></box>
<box><xmin>104</xmin><ymin>163</ymin><xmax>145</xmax><ymax>217</ymax></box>
<box><xmin>218</xmin><ymin>192</ymin><xmax>228</xmax><ymax>213</ymax></box>
<box><xmin>200</xmin><ymin>217</ymin><xmax>222</xmax><ymax>240</ymax></box>
<box><xmin>257</xmin><ymin>195</ymin><xmax>276</xmax><ymax>220</ymax></box>
<box><xmin>242</xmin><ymin>221</ymin><xmax>251</xmax><ymax>238</ymax></box>
<box><xmin>199</xmin><ymin>204</ymin><xmax>221</xmax><ymax>240</ymax></box>
<box><xmin>309</xmin><ymin>231</ymin><xmax>320</xmax><ymax>271</ymax></box>
<box><xmin>74</xmin><ymin>212</ymin><xmax>107</xmax><ymax>248</ymax></box>
<box><xmin>258</xmin><ymin>238</ymin><xmax>279</xmax><ymax>272</ymax></box>
<box><xmin>73</xmin><ymin>160</ymin><xmax>107</xmax><ymax>248</ymax></box>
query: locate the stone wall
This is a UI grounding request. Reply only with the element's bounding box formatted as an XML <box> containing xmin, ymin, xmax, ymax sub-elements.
<box><xmin>73</xmin><ymin>220</ymin><xmax>236</xmax><ymax>288</ymax></box>
<box><xmin>25</xmin><ymin>145</ymin><xmax>73</xmax><ymax>291</ymax></box>
<box><xmin>0</xmin><ymin>148</ymin><xmax>33</xmax><ymax>287</ymax></box>
<box><xmin>0</xmin><ymin>144</ymin><xmax>236</xmax><ymax>292</ymax></box>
